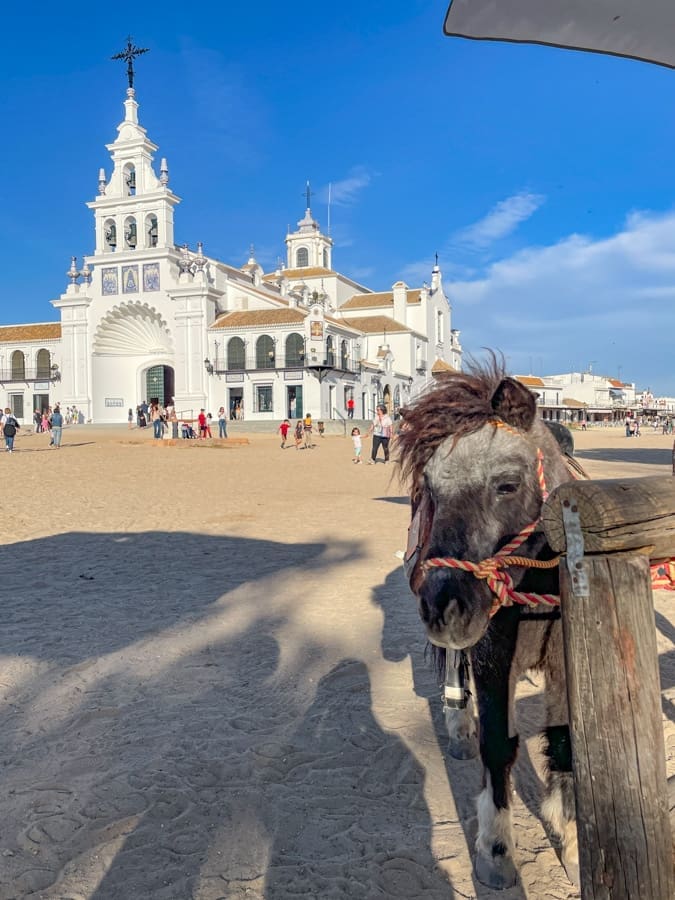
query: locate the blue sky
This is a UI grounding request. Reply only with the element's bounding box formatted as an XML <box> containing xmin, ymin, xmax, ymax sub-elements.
<box><xmin>3</xmin><ymin>2</ymin><xmax>675</xmax><ymax>391</ymax></box>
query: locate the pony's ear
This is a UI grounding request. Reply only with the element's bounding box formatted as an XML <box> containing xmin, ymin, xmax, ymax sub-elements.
<box><xmin>490</xmin><ymin>377</ymin><xmax>536</xmax><ymax>431</ymax></box>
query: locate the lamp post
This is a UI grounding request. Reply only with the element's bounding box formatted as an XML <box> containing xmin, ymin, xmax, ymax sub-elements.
<box><xmin>204</xmin><ymin>358</ymin><xmax>214</xmax><ymax>375</ymax></box>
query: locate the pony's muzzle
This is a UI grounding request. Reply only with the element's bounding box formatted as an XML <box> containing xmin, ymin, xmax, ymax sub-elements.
<box><xmin>418</xmin><ymin>567</ymin><xmax>492</xmax><ymax>650</ymax></box>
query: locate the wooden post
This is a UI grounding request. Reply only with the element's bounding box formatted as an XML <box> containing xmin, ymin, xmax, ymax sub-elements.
<box><xmin>560</xmin><ymin>553</ymin><xmax>674</xmax><ymax>898</ymax></box>
<box><xmin>672</xmin><ymin>439</ymin><xmax>675</xmax><ymax>475</ymax></box>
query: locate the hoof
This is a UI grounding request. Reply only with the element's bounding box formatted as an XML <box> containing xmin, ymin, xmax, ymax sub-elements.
<box><xmin>448</xmin><ymin>733</ymin><xmax>479</xmax><ymax>760</ymax></box>
<box><xmin>474</xmin><ymin>850</ymin><xmax>517</xmax><ymax>890</ymax></box>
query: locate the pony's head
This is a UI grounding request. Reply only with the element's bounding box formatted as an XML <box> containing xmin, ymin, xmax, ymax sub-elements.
<box><xmin>398</xmin><ymin>358</ymin><xmax>570</xmax><ymax>650</ymax></box>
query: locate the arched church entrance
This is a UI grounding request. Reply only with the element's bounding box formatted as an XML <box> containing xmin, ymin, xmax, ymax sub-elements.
<box><xmin>146</xmin><ymin>365</ymin><xmax>175</xmax><ymax>406</ymax></box>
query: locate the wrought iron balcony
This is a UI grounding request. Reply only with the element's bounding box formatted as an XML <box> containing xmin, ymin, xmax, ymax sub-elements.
<box><xmin>0</xmin><ymin>369</ymin><xmax>59</xmax><ymax>383</ymax></box>
<box><xmin>211</xmin><ymin>354</ymin><xmax>355</xmax><ymax>374</ymax></box>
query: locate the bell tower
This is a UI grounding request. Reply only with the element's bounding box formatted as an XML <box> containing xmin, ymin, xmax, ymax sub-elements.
<box><xmin>87</xmin><ymin>40</ymin><xmax>180</xmax><ymax>257</ymax></box>
<box><xmin>285</xmin><ymin>181</ymin><xmax>333</xmax><ymax>270</ymax></box>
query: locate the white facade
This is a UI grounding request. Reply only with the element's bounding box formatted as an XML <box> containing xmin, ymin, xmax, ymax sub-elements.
<box><xmin>0</xmin><ymin>85</ymin><xmax>462</xmax><ymax>424</ymax></box>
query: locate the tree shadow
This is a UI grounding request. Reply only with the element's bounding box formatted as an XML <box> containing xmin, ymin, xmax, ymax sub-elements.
<box><xmin>576</xmin><ymin>447</ymin><xmax>671</xmax><ymax>467</ymax></box>
<box><xmin>0</xmin><ymin>530</ymin><xmax>361</xmax><ymax>898</ymax></box>
<box><xmin>263</xmin><ymin>658</ymin><xmax>454</xmax><ymax>899</ymax></box>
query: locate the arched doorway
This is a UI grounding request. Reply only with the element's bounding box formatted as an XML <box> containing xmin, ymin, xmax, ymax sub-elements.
<box><xmin>146</xmin><ymin>365</ymin><xmax>175</xmax><ymax>406</ymax></box>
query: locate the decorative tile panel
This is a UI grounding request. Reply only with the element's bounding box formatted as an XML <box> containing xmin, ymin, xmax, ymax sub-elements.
<box><xmin>122</xmin><ymin>265</ymin><xmax>139</xmax><ymax>294</ymax></box>
<box><xmin>102</xmin><ymin>267</ymin><xmax>118</xmax><ymax>295</ymax></box>
<box><xmin>143</xmin><ymin>262</ymin><xmax>160</xmax><ymax>292</ymax></box>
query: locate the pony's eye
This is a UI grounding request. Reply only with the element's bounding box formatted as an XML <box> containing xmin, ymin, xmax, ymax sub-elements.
<box><xmin>496</xmin><ymin>482</ymin><xmax>520</xmax><ymax>495</ymax></box>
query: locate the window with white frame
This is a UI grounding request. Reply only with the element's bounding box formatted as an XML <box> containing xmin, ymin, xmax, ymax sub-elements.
<box><xmin>296</xmin><ymin>247</ymin><xmax>309</xmax><ymax>267</ymax></box>
<box><xmin>436</xmin><ymin>310</ymin><xmax>443</xmax><ymax>344</ymax></box>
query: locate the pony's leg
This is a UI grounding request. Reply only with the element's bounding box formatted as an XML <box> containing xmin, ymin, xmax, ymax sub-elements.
<box><xmin>442</xmin><ymin>651</ymin><xmax>478</xmax><ymax>760</ymax></box>
<box><xmin>472</xmin><ymin>648</ymin><xmax>519</xmax><ymax>890</ymax></box>
<box><xmin>540</xmin><ymin>656</ymin><xmax>579</xmax><ymax>888</ymax></box>
<box><xmin>445</xmin><ymin>692</ymin><xmax>478</xmax><ymax>760</ymax></box>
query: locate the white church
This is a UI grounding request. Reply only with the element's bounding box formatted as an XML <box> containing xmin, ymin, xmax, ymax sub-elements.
<box><xmin>0</xmin><ymin>68</ymin><xmax>462</xmax><ymax>425</ymax></box>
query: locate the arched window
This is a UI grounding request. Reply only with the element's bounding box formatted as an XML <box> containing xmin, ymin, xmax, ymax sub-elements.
<box><xmin>36</xmin><ymin>349</ymin><xmax>51</xmax><ymax>379</ymax></box>
<box><xmin>256</xmin><ymin>335</ymin><xmax>275</xmax><ymax>368</ymax></box>
<box><xmin>11</xmin><ymin>350</ymin><xmax>25</xmax><ymax>380</ymax></box>
<box><xmin>296</xmin><ymin>247</ymin><xmax>309</xmax><ymax>268</ymax></box>
<box><xmin>146</xmin><ymin>214</ymin><xmax>158</xmax><ymax>248</ymax></box>
<box><xmin>104</xmin><ymin>219</ymin><xmax>117</xmax><ymax>251</ymax></box>
<box><xmin>326</xmin><ymin>335</ymin><xmax>335</xmax><ymax>366</ymax></box>
<box><xmin>124</xmin><ymin>216</ymin><xmax>137</xmax><ymax>250</ymax></box>
<box><xmin>227</xmin><ymin>337</ymin><xmax>245</xmax><ymax>370</ymax></box>
<box><xmin>285</xmin><ymin>333</ymin><xmax>305</xmax><ymax>367</ymax></box>
<box><xmin>323</xmin><ymin>247</ymin><xmax>329</xmax><ymax>268</ymax></box>
<box><xmin>340</xmin><ymin>339</ymin><xmax>349</xmax><ymax>369</ymax></box>
<box><xmin>393</xmin><ymin>385</ymin><xmax>401</xmax><ymax>410</ymax></box>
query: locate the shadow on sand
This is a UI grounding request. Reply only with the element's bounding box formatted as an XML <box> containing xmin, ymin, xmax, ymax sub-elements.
<box><xmin>1</xmin><ymin>531</ymin><xmax>452</xmax><ymax>899</ymax></box>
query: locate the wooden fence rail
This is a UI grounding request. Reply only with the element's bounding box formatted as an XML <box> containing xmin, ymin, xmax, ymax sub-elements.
<box><xmin>542</xmin><ymin>475</ymin><xmax>675</xmax><ymax>899</ymax></box>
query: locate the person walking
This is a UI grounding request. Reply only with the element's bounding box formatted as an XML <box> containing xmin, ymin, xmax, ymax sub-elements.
<box><xmin>367</xmin><ymin>404</ymin><xmax>393</xmax><ymax>464</ymax></box>
<box><xmin>50</xmin><ymin>406</ymin><xmax>64</xmax><ymax>448</ymax></box>
<box><xmin>294</xmin><ymin>419</ymin><xmax>303</xmax><ymax>450</ymax></box>
<box><xmin>278</xmin><ymin>418</ymin><xmax>290</xmax><ymax>448</ymax></box>
<box><xmin>1</xmin><ymin>407</ymin><xmax>19</xmax><ymax>453</ymax></box>
<box><xmin>127</xmin><ymin>407</ymin><xmax>134</xmax><ymax>429</ymax></box>
<box><xmin>217</xmin><ymin>406</ymin><xmax>228</xmax><ymax>438</ymax></box>
<box><xmin>351</xmin><ymin>426</ymin><xmax>363</xmax><ymax>463</ymax></box>
<box><xmin>303</xmin><ymin>412</ymin><xmax>313</xmax><ymax>449</ymax></box>
<box><xmin>347</xmin><ymin>396</ymin><xmax>355</xmax><ymax>419</ymax></box>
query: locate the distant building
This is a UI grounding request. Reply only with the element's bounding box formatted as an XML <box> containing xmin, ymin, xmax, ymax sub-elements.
<box><xmin>0</xmin><ymin>80</ymin><xmax>461</xmax><ymax>424</ymax></box>
<box><xmin>515</xmin><ymin>371</ymin><xmax>637</xmax><ymax>423</ymax></box>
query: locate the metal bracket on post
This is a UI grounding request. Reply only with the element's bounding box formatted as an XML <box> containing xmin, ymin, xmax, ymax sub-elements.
<box><xmin>562</xmin><ymin>499</ymin><xmax>590</xmax><ymax>599</ymax></box>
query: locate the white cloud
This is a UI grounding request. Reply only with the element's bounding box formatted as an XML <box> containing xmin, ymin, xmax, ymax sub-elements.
<box><xmin>448</xmin><ymin>209</ymin><xmax>675</xmax><ymax>392</ymax></box>
<box><xmin>398</xmin><ymin>191</ymin><xmax>543</xmax><ymax>287</ymax></box>
<box><xmin>453</xmin><ymin>191</ymin><xmax>545</xmax><ymax>249</ymax></box>
<box><xmin>320</xmin><ymin>166</ymin><xmax>373</xmax><ymax>207</ymax></box>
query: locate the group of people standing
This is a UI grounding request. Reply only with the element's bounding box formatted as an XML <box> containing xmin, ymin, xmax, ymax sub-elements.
<box><xmin>351</xmin><ymin>405</ymin><xmax>394</xmax><ymax>464</ymax></box>
<box><xmin>276</xmin><ymin>405</ymin><xmax>395</xmax><ymax>464</ymax></box>
<box><xmin>1</xmin><ymin>405</ymin><xmax>64</xmax><ymax>452</ymax></box>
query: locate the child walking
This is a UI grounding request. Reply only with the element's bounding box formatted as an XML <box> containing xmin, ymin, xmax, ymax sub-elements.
<box><xmin>278</xmin><ymin>418</ymin><xmax>290</xmax><ymax>448</ymax></box>
<box><xmin>294</xmin><ymin>419</ymin><xmax>304</xmax><ymax>450</ymax></box>
<box><xmin>351</xmin><ymin>426</ymin><xmax>363</xmax><ymax>464</ymax></box>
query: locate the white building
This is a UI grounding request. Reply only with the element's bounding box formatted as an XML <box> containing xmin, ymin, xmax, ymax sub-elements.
<box><xmin>0</xmin><ymin>81</ymin><xmax>461</xmax><ymax>425</ymax></box>
<box><xmin>516</xmin><ymin>372</ymin><xmax>637</xmax><ymax>423</ymax></box>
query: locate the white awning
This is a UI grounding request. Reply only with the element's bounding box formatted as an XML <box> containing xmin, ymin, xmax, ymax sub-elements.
<box><xmin>443</xmin><ymin>1</ymin><xmax>675</xmax><ymax>69</ymax></box>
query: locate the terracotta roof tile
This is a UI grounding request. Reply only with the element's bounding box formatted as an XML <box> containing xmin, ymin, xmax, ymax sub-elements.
<box><xmin>0</xmin><ymin>323</ymin><xmax>61</xmax><ymax>343</ymax></box>
<box><xmin>515</xmin><ymin>375</ymin><xmax>545</xmax><ymax>388</ymax></box>
<box><xmin>339</xmin><ymin>315</ymin><xmax>411</xmax><ymax>334</ymax></box>
<box><xmin>340</xmin><ymin>289</ymin><xmax>422</xmax><ymax>310</ymax></box>
<box><xmin>562</xmin><ymin>397</ymin><xmax>588</xmax><ymax>408</ymax></box>
<box><xmin>431</xmin><ymin>358</ymin><xmax>457</xmax><ymax>374</ymax></box>
<box><xmin>263</xmin><ymin>266</ymin><xmax>335</xmax><ymax>282</ymax></box>
<box><xmin>211</xmin><ymin>309</ymin><xmax>307</xmax><ymax>329</ymax></box>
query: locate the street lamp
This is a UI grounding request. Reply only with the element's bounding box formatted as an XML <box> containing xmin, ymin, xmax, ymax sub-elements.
<box><xmin>204</xmin><ymin>358</ymin><xmax>214</xmax><ymax>375</ymax></box>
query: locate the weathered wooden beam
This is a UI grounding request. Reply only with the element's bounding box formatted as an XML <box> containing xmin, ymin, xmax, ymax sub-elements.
<box><xmin>543</xmin><ymin>476</ymin><xmax>675</xmax><ymax>557</ymax></box>
<box><xmin>560</xmin><ymin>554</ymin><xmax>674</xmax><ymax>900</ymax></box>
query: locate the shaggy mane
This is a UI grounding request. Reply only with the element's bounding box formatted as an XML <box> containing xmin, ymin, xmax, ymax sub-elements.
<box><xmin>397</xmin><ymin>356</ymin><xmax>507</xmax><ymax>491</ymax></box>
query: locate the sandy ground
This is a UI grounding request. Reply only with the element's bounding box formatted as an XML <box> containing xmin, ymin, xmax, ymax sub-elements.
<box><xmin>0</xmin><ymin>423</ymin><xmax>673</xmax><ymax>899</ymax></box>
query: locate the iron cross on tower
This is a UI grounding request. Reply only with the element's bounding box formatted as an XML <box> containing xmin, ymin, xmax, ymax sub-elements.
<box><xmin>112</xmin><ymin>36</ymin><xmax>149</xmax><ymax>89</ymax></box>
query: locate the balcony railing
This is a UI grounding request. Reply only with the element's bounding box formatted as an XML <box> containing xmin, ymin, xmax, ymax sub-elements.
<box><xmin>0</xmin><ymin>369</ymin><xmax>59</xmax><ymax>383</ymax></box>
<box><xmin>213</xmin><ymin>354</ymin><xmax>354</xmax><ymax>374</ymax></box>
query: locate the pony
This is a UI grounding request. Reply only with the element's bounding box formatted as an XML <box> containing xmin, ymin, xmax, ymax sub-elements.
<box><xmin>397</xmin><ymin>358</ymin><xmax>579</xmax><ymax>890</ymax></box>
